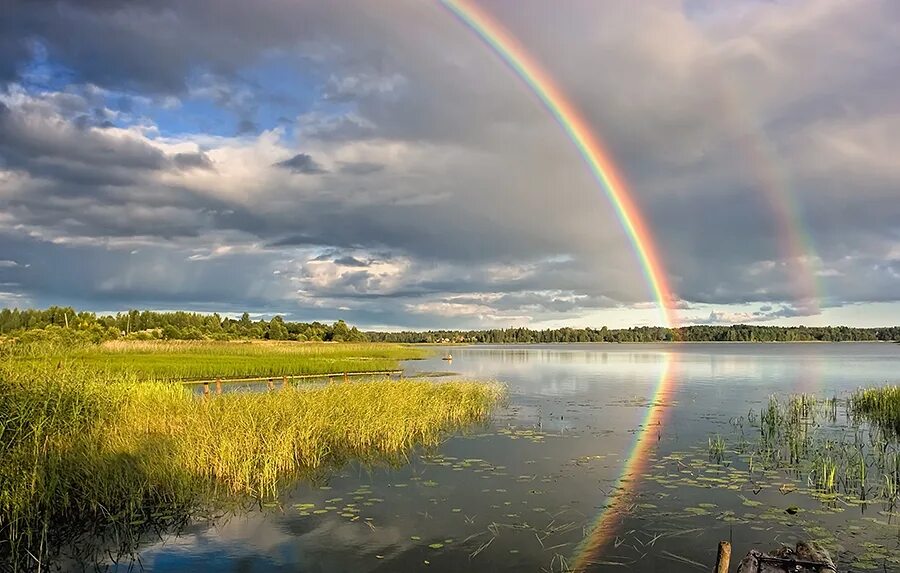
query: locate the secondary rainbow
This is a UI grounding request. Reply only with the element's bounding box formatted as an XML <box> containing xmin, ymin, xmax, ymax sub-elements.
<box><xmin>440</xmin><ymin>0</ymin><xmax>678</xmax><ymax>330</ymax></box>
<box><xmin>717</xmin><ymin>80</ymin><xmax>824</xmax><ymax>314</ymax></box>
<box><xmin>441</xmin><ymin>2</ymin><xmax>828</xmax><ymax>568</ymax></box>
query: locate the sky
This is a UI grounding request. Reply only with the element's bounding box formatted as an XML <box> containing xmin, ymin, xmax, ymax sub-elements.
<box><xmin>0</xmin><ymin>0</ymin><xmax>898</xmax><ymax>330</ymax></box>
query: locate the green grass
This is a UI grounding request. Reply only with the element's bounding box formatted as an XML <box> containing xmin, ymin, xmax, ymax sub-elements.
<box><xmin>0</xmin><ymin>343</ymin><xmax>502</xmax><ymax>569</ymax></box>
<box><xmin>7</xmin><ymin>340</ymin><xmax>429</xmax><ymax>380</ymax></box>
<box><xmin>707</xmin><ymin>392</ymin><xmax>900</xmax><ymax>505</ymax></box>
<box><xmin>850</xmin><ymin>385</ymin><xmax>900</xmax><ymax>439</ymax></box>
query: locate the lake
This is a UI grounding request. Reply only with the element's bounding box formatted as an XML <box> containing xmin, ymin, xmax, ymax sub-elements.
<box><xmin>130</xmin><ymin>343</ymin><xmax>900</xmax><ymax>572</ymax></box>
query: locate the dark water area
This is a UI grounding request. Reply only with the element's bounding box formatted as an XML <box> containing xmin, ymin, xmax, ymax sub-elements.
<box><xmin>125</xmin><ymin>344</ymin><xmax>900</xmax><ymax>571</ymax></box>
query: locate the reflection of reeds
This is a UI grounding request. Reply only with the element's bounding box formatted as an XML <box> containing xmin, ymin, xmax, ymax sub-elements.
<box><xmin>0</xmin><ymin>355</ymin><xmax>503</xmax><ymax>569</ymax></box>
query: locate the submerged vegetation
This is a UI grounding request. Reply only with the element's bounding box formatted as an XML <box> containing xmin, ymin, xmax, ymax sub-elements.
<box><xmin>626</xmin><ymin>390</ymin><xmax>900</xmax><ymax>570</ymax></box>
<box><xmin>0</xmin><ymin>342</ymin><xmax>503</xmax><ymax>569</ymax></box>
<box><xmin>641</xmin><ymin>390</ymin><xmax>900</xmax><ymax>569</ymax></box>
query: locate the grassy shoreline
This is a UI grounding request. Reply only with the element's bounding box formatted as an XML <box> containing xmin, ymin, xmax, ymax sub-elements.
<box><xmin>0</xmin><ymin>341</ymin><xmax>503</xmax><ymax>569</ymax></box>
<box><xmin>7</xmin><ymin>340</ymin><xmax>429</xmax><ymax>381</ymax></box>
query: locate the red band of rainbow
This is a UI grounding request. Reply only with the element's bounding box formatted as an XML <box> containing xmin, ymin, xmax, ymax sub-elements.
<box><xmin>440</xmin><ymin>1</ymin><xmax>682</xmax><ymax>567</ymax></box>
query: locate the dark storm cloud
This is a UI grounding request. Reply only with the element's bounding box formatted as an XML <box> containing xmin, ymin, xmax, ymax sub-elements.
<box><xmin>0</xmin><ymin>98</ymin><xmax>166</xmax><ymax>174</ymax></box>
<box><xmin>333</xmin><ymin>256</ymin><xmax>369</xmax><ymax>267</ymax></box>
<box><xmin>173</xmin><ymin>151</ymin><xmax>214</xmax><ymax>170</ymax></box>
<box><xmin>273</xmin><ymin>153</ymin><xmax>327</xmax><ymax>174</ymax></box>
<box><xmin>1</xmin><ymin>1</ymin><xmax>899</xmax><ymax>326</ymax></box>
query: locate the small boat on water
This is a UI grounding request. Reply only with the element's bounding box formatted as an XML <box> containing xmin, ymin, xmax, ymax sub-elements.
<box><xmin>441</xmin><ymin>353</ymin><xmax>453</xmax><ymax>361</ymax></box>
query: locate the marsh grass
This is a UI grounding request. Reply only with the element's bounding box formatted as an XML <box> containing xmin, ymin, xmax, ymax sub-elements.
<box><xmin>0</xmin><ymin>350</ymin><xmax>502</xmax><ymax>569</ymax></box>
<box><xmin>850</xmin><ymin>385</ymin><xmax>900</xmax><ymax>439</ymax></box>
<box><xmin>4</xmin><ymin>340</ymin><xmax>428</xmax><ymax>381</ymax></box>
<box><xmin>710</xmin><ymin>392</ymin><xmax>900</xmax><ymax>506</ymax></box>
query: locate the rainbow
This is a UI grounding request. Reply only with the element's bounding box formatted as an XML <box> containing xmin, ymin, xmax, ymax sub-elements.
<box><xmin>441</xmin><ymin>2</ymin><xmax>826</xmax><ymax>568</ymax></box>
<box><xmin>440</xmin><ymin>0</ymin><xmax>678</xmax><ymax>331</ymax></box>
<box><xmin>439</xmin><ymin>1</ymin><xmax>682</xmax><ymax>567</ymax></box>
<box><xmin>571</xmin><ymin>354</ymin><xmax>675</xmax><ymax>570</ymax></box>
<box><xmin>717</xmin><ymin>81</ymin><xmax>823</xmax><ymax>313</ymax></box>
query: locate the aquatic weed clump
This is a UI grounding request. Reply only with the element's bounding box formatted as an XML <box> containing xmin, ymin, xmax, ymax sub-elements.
<box><xmin>0</xmin><ymin>352</ymin><xmax>503</xmax><ymax>570</ymax></box>
<box><xmin>702</xmin><ymin>393</ymin><xmax>900</xmax><ymax>505</ymax></box>
<box><xmin>850</xmin><ymin>385</ymin><xmax>900</xmax><ymax>439</ymax></box>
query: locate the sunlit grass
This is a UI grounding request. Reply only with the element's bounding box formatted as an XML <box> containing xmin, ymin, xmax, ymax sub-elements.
<box><xmin>0</xmin><ymin>346</ymin><xmax>502</xmax><ymax>568</ymax></box>
<box><xmin>6</xmin><ymin>340</ymin><xmax>428</xmax><ymax>380</ymax></box>
<box><xmin>850</xmin><ymin>385</ymin><xmax>900</xmax><ymax>439</ymax></box>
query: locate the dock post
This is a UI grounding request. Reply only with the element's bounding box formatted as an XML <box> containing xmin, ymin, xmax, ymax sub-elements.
<box><xmin>715</xmin><ymin>541</ymin><xmax>731</xmax><ymax>573</ymax></box>
<box><xmin>215</xmin><ymin>377</ymin><xmax>222</xmax><ymax>395</ymax></box>
<box><xmin>267</xmin><ymin>378</ymin><xmax>275</xmax><ymax>391</ymax></box>
<box><xmin>344</xmin><ymin>372</ymin><xmax>349</xmax><ymax>383</ymax></box>
<box><xmin>282</xmin><ymin>375</ymin><xmax>288</xmax><ymax>390</ymax></box>
<box><xmin>202</xmin><ymin>381</ymin><xmax>210</xmax><ymax>398</ymax></box>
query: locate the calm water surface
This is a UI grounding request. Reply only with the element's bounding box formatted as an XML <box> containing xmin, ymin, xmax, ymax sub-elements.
<box><xmin>133</xmin><ymin>343</ymin><xmax>900</xmax><ymax>572</ymax></box>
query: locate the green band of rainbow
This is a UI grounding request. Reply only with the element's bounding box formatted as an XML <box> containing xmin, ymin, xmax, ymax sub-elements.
<box><xmin>441</xmin><ymin>2</ymin><xmax>826</xmax><ymax>568</ymax></box>
<box><xmin>441</xmin><ymin>0</ymin><xmax>677</xmax><ymax>331</ymax></box>
<box><xmin>570</xmin><ymin>354</ymin><xmax>675</xmax><ymax>570</ymax></box>
<box><xmin>718</xmin><ymin>80</ymin><xmax>824</xmax><ymax>312</ymax></box>
<box><xmin>440</xmin><ymin>1</ymin><xmax>681</xmax><ymax>567</ymax></box>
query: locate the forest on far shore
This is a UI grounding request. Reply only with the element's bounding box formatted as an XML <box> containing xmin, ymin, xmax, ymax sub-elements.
<box><xmin>367</xmin><ymin>325</ymin><xmax>900</xmax><ymax>344</ymax></box>
<box><xmin>0</xmin><ymin>307</ymin><xmax>366</xmax><ymax>343</ymax></box>
<box><xmin>1</xmin><ymin>307</ymin><xmax>898</xmax><ymax>344</ymax></box>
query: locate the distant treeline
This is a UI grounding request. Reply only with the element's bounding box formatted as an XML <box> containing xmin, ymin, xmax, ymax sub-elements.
<box><xmin>367</xmin><ymin>325</ymin><xmax>900</xmax><ymax>344</ymax></box>
<box><xmin>3</xmin><ymin>307</ymin><xmax>898</xmax><ymax>345</ymax></box>
<box><xmin>0</xmin><ymin>307</ymin><xmax>367</xmax><ymax>343</ymax></box>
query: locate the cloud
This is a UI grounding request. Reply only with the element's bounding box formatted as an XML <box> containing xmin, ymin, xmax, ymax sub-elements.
<box><xmin>236</xmin><ymin>119</ymin><xmax>258</xmax><ymax>135</ymax></box>
<box><xmin>337</xmin><ymin>161</ymin><xmax>384</xmax><ymax>176</ymax></box>
<box><xmin>323</xmin><ymin>72</ymin><xmax>407</xmax><ymax>102</ymax></box>
<box><xmin>173</xmin><ymin>151</ymin><xmax>214</xmax><ymax>170</ymax></box>
<box><xmin>333</xmin><ymin>256</ymin><xmax>369</xmax><ymax>268</ymax></box>
<box><xmin>273</xmin><ymin>153</ymin><xmax>327</xmax><ymax>174</ymax></box>
<box><xmin>0</xmin><ymin>1</ymin><xmax>899</xmax><ymax>327</ymax></box>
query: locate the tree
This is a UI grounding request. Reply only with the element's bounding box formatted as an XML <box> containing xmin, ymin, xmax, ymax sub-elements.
<box><xmin>330</xmin><ymin>320</ymin><xmax>350</xmax><ymax>342</ymax></box>
<box><xmin>267</xmin><ymin>316</ymin><xmax>289</xmax><ymax>340</ymax></box>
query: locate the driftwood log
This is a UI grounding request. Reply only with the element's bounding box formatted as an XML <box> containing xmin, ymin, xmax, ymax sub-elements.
<box><xmin>736</xmin><ymin>542</ymin><xmax>836</xmax><ymax>573</ymax></box>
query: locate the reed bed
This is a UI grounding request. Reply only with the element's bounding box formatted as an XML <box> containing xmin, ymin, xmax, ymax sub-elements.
<box><xmin>0</xmin><ymin>354</ymin><xmax>502</xmax><ymax>569</ymax></box>
<box><xmin>850</xmin><ymin>385</ymin><xmax>900</xmax><ymax>439</ymax></box>
<box><xmin>5</xmin><ymin>340</ymin><xmax>428</xmax><ymax>381</ymax></box>
<box><xmin>713</xmin><ymin>392</ymin><xmax>900</xmax><ymax>505</ymax></box>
